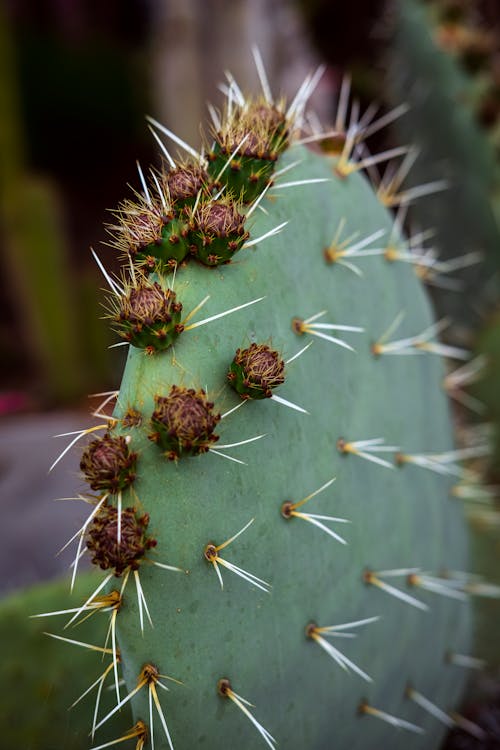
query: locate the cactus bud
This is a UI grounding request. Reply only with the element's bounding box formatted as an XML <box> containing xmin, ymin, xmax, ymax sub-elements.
<box><xmin>80</xmin><ymin>433</ymin><xmax>137</xmax><ymax>493</ymax></box>
<box><xmin>113</xmin><ymin>279</ymin><xmax>183</xmax><ymax>353</ymax></box>
<box><xmin>110</xmin><ymin>194</ymin><xmax>190</xmax><ymax>273</ymax></box>
<box><xmin>228</xmin><ymin>343</ymin><xmax>285</xmax><ymax>399</ymax></box>
<box><xmin>189</xmin><ymin>199</ymin><xmax>248</xmax><ymax>266</ymax></box>
<box><xmin>149</xmin><ymin>386</ymin><xmax>221</xmax><ymax>460</ymax></box>
<box><xmin>162</xmin><ymin>162</ymin><xmax>210</xmax><ymax>208</ymax></box>
<box><xmin>207</xmin><ymin>99</ymin><xmax>289</xmax><ymax>202</ymax></box>
<box><xmin>86</xmin><ymin>505</ymin><xmax>156</xmax><ymax>575</ymax></box>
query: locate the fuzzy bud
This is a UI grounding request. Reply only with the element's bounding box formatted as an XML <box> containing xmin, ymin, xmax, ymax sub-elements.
<box><xmin>163</xmin><ymin>163</ymin><xmax>209</xmax><ymax>207</ymax></box>
<box><xmin>149</xmin><ymin>386</ymin><xmax>221</xmax><ymax>460</ymax></box>
<box><xmin>207</xmin><ymin>98</ymin><xmax>289</xmax><ymax>202</ymax></box>
<box><xmin>86</xmin><ymin>505</ymin><xmax>156</xmax><ymax>576</ymax></box>
<box><xmin>228</xmin><ymin>343</ymin><xmax>285</xmax><ymax>399</ymax></box>
<box><xmin>189</xmin><ymin>200</ymin><xmax>248</xmax><ymax>266</ymax></box>
<box><xmin>110</xmin><ymin>192</ymin><xmax>190</xmax><ymax>272</ymax></box>
<box><xmin>80</xmin><ymin>433</ymin><xmax>137</xmax><ymax>493</ymax></box>
<box><xmin>114</xmin><ymin>280</ymin><xmax>183</xmax><ymax>353</ymax></box>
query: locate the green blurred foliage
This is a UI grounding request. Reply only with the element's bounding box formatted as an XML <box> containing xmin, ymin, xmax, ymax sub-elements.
<box><xmin>0</xmin><ymin>3</ymin><xmax>153</xmax><ymax>405</ymax></box>
<box><xmin>0</xmin><ymin>572</ymin><xmax>132</xmax><ymax>749</ymax></box>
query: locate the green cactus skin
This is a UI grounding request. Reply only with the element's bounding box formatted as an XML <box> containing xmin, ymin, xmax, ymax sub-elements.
<box><xmin>207</xmin><ymin>144</ymin><xmax>276</xmax><ymax>203</ymax></box>
<box><xmin>140</xmin><ymin>215</ymin><xmax>191</xmax><ymax>270</ymax></box>
<box><xmin>79</xmin><ymin>139</ymin><xmax>473</xmax><ymax>750</ymax></box>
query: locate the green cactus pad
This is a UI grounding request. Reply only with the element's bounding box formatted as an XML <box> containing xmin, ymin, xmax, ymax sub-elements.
<box><xmin>93</xmin><ymin>144</ymin><xmax>473</xmax><ymax>749</ymax></box>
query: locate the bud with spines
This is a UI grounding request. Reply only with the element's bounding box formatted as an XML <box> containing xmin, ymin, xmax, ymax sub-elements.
<box><xmin>80</xmin><ymin>433</ymin><xmax>137</xmax><ymax>493</ymax></box>
<box><xmin>110</xmin><ymin>187</ymin><xmax>191</xmax><ymax>273</ymax></box>
<box><xmin>188</xmin><ymin>198</ymin><xmax>249</xmax><ymax>266</ymax></box>
<box><xmin>161</xmin><ymin>161</ymin><xmax>210</xmax><ymax>209</ymax></box>
<box><xmin>227</xmin><ymin>343</ymin><xmax>285</xmax><ymax>399</ymax></box>
<box><xmin>112</xmin><ymin>277</ymin><xmax>183</xmax><ymax>354</ymax></box>
<box><xmin>86</xmin><ymin>505</ymin><xmax>156</xmax><ymax>576</ymax></box>
<box><xmin>207</xmin><ymin>98</ymin><xmax>290</xmax><ymax>203</ymax></box>
<box><xmin>149</xmin><ymin>386</ymin><xmax>221</xmax><ymax>460</ymax></box>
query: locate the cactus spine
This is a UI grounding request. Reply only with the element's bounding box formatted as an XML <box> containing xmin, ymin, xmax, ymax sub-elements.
<box><xmin>49</xmin><ymin>56</ymin><xmax>488</xmax><ymax>749</ymax></box>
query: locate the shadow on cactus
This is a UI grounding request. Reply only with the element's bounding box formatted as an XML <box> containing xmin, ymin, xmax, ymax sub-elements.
<box><xmin>43</xmin><ymin>48</ymin><xmax>500</xmax><ymax>749</ymax></box>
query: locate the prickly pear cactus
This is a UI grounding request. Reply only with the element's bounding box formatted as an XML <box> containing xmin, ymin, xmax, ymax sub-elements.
<box><xmin>49</xmin><ymin>59</ymin><xmax>487</xmax><ymax>750</ymax></box>
<box><xmin>386</xmin><ymin>0</ymin><xmax>500</xmax><ymax>327</ymax></box>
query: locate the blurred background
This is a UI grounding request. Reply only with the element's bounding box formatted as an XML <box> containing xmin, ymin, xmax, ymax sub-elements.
<box><xmin>1</xmin><ymin>0</ymin><xmax>500</xmax><ymax>746</ymax></box>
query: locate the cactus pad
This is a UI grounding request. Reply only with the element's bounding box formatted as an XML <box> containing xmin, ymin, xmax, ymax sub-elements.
<box><xmin>51</xmin><ymin>66</ymin><xmax>479</xmax><ymax>750</ymax></box>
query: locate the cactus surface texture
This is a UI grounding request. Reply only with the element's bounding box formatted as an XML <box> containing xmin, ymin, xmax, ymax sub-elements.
<box><xmin>51</xmin><ymin>61</ymin><xmax>480</xmax><ymax>750</ymax></box>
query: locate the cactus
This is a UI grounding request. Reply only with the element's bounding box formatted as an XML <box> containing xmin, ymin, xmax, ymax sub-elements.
<box><xmin>386</xmin><ymin>0</ymin><xmax>500</xmax><ymax>331</ymax></box>
<box><xmin>46</xmin><ymin>55</ymin><xmax>498</xmax><ymax>750</ymax></box>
